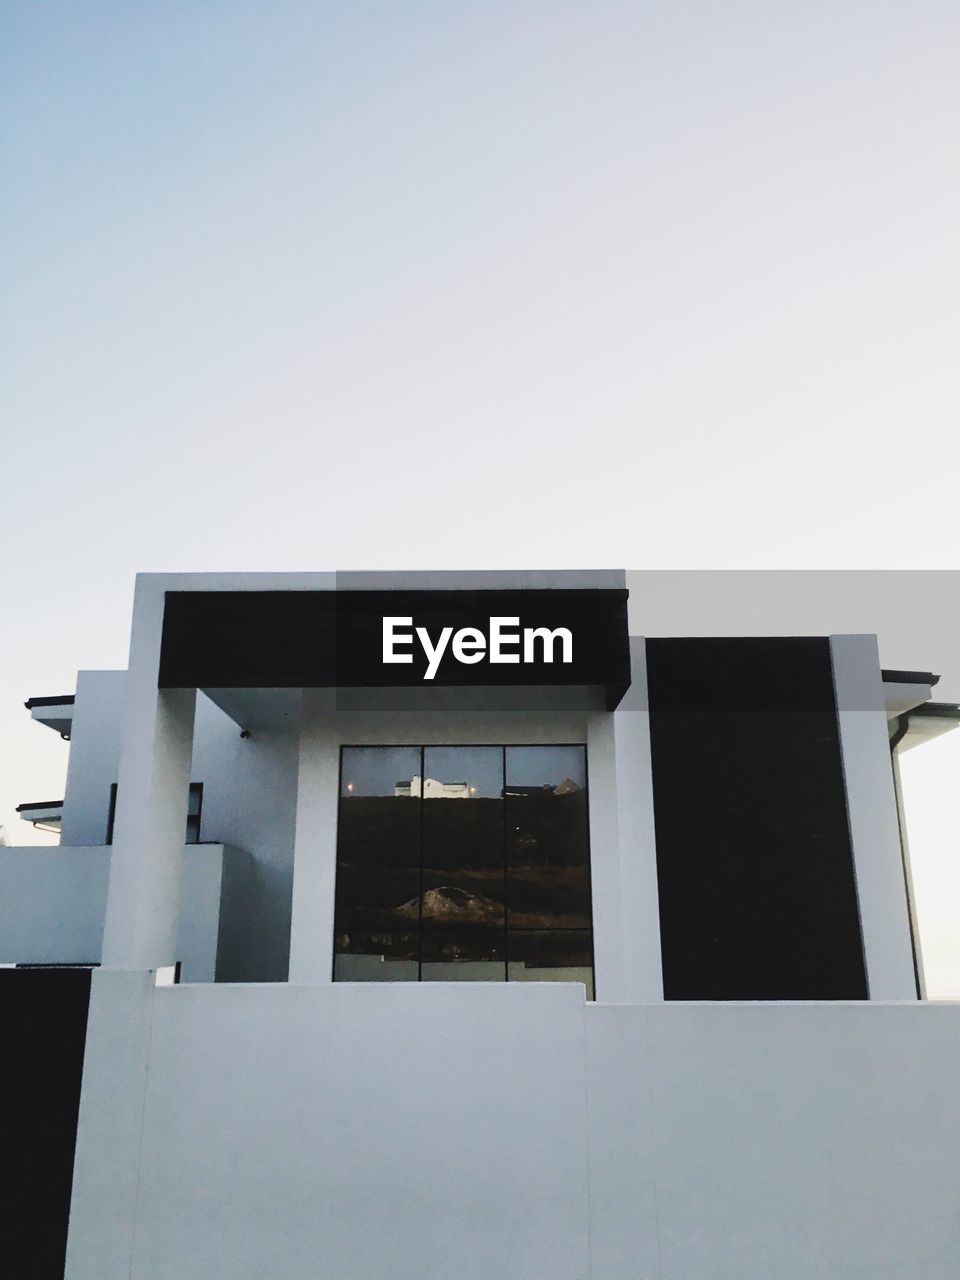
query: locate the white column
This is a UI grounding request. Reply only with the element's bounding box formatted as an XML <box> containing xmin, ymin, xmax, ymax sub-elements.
<box><xmin>614</xmin><ymin>638</ymin><xmax>663</xmax><ymax>1003</ymax></box>
<box><xmin>101</xmin><ymin>578</ymin><xmax>196</xmax><ymax>971</ymax></box>
<box><xmin>831</xmin><ymin>633</ymin><xmax>918</xmax><ymax>1000</ymax></box>
<box><xmin>288</xmin><ymin>690</ymin><xmax>340</xmax><ymax>983</ymax></box>
<box><xmin>587</xmin><ymin>712</ymin><xmax>627</xmax><ymax>1002</ymax></box>
<box><xmin>587</xmin><ymin>638</ymin><xmax>663</xmax><ymax>1004</ymax></box>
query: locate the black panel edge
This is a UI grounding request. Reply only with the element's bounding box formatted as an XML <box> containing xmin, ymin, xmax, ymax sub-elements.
<box><xmin>882</xmin><ymin>669</ymin><xmax>940</xmax><ymax>687</ymax></box>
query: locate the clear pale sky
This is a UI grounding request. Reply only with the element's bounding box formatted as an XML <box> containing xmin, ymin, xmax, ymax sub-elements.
<box><xmin>1</xmin><ymin>3</ymin><xmax>958</xmax><ymax>987</ymax></box>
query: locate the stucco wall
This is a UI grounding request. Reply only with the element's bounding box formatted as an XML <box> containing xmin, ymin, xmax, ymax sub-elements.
<box><xmin>190</xmin><ymin>693</ymin><xmax>299</xmax><ymax>980</ymax></box>
<box><xmin>58</xmin><ymin>675</ymin><xmax>298</xmax><ymax>980</ymax></box>
<box><xmin>66</xmin><ymin>980</ymin><xmax>960</xmax><ymax>1280</ymax></box>
<box><xmin>67</xmin><ymin>979</ymin><xmax>593</xmax><ymax>1280</ymax></box>
<box><xmin>0</xmin><ymin>845</ymin><xmax>242</xmax><ymax>981</ymax></box>
<box><xmin>586</xmin><ymin>1001</ymin><xmax>960</xmax><ymax>1279</ymax></box>
<box><xmin>60</xmin><ymin>671</ymin><xmax>127</xmax><ymax>847</ymax></box>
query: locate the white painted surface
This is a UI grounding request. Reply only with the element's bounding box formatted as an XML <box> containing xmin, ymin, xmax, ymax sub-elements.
<box><xmin>831</xmin><ymin>634</ymin><xmax>918</xmax><ymax>1000</ymax></box>
<box><xmin>102</xmin><ymin>684</ymin><xmax>196</xmax><ymax>971</ymax></box>
<box><xmin>101</xmin><ymin>571</ymin><xmax>199</xmax><ymax>970</ymax></box>
<box><xmin>65</xmin><ymin>970</ymin><xmax>157</xmax><ymax>1280</ymax></box>
<box><xmin>0</xmin><ymin>844</ymin><xmax>238</xmax><ymax>981</ymax></box>
<box><xmin>66</xmin><ymin>985</ymin><xmax>960</xmax><ymax>1280</ymax></box>
<box><xmin>612</xmin><ymin>638</ymin><xmax>663</xmax><ymax>1003</ymax></box>
<box><xmin>55</xmin><ymin>672</ymin><xmax>299</xmax><ymax>979</ymax></box>
<box><xmin>60</xmin><ymin>670</ymin><xmax>127</xmax><ymax>847</ymax></box>
<box><xmin>288</xmin><ymin>692</ymin><xmax>340</xmax><ymax>982</ymax></box>
<box><xmin>588</xmin><ymin>1001</ymin><xmax>960</xmax><ymax>1280</ymax></box>
<box><xmin>125</xmin><ymin>983</ymin><xmax>591</xmax><ymax>1280</ymax></box>
<box><xmin>586</xmin><ymin>711</ymin><xmax>625</xmax><ymax>1000</ymax></box>
<box><xmin>0</xmin><ymin>847</ymin><xmax>108</xmax><ymax>965</ymax></box>
<box><xmin>190</xmin><ymin>691</ymin><xmax>300</xmax><ymax>980</ymax></box>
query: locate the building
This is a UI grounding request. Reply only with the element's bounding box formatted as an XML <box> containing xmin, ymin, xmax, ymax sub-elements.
<box><xmin>392</xmin><ymin>774</ymin><xmax>474</xmax><ymax>798</ymax></box>
<box><xmin>3</xmin><ymin>569</ymin><xmax>960</xmax><ymax>1279</ymax></box>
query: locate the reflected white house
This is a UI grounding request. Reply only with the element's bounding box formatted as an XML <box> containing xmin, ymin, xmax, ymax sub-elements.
<box><xmin>394</xmin><ymin>775</ymin><xmax>474</xmax><ymax>799</ymax></box>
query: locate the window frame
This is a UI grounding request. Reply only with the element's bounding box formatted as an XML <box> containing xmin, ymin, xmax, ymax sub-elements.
<box><xmin>331</xmin><ymin>742</ymin><xmax>596</xmax><ymax>996</ymax></box>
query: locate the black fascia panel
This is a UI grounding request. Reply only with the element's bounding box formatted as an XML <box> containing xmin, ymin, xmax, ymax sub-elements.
<box><xmin>646</xmin><ymin>636</ymin><xmax>868</xmax><ymax>1001</ymax></box>
<box><xmin>881</xmin><ymin>668</ymin><xmax>940</xmax><ymax>687</ymax></box>
<box><xmin>158</xmin><ymin>588</ymin><xmax>631</xmax><ymax>704</ymax></box>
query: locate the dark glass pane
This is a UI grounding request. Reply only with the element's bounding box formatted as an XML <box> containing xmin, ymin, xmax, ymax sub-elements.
<box><xmin>505</xmin><ymin>745</ymin><xmax>586</xmax><ymax>792</ymax></box>
<box><xmin>507</xmin><ymin>930</ymin><xmax>594</xmax><ymax>998</ymax></box>
<box><xmin>420</xmin><ymin>930</ymin><xmax>506</xmax><ymax>981</ymax></box>
<box><xmin>334</xmin><ymin>930</ymin><xmax>419</xmax><ymax>982</ymax></box>
<box><xmin>334</xmin><ymin>744</ymin><xmax>594</xmax><ymax>989</ymax></box>
<box><xmin>505</xmin><ymin>746</ymin><xmax>590</xmax><ymax>929</ymax></box>
<box><xmin>335</xmin><ymin>747</ymin><xmax>421</xmax><ymax>935</ymax></box>
<box><xmin>340</xmin><ymin>746</ymin><xmax>422</xmax><ymax>799</ymax></box>
<box><xmin>420</xmin><ymin>747</ymin><xmax>505</xmax><ymax>930</ymax></box>
<box><xmin>186</xmin><ymin>784</ymin><xmax>203</xmax><ymax>845</ymax></box>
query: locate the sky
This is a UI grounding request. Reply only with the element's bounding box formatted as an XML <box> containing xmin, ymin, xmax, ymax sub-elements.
<box><xmin>1</xmin><ymin>3</ymin><xmax>958</xmax><ymax>987</ymax></box>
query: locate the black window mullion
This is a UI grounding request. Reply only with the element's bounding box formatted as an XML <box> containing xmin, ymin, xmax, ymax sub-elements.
<box><xmin>417</xmin><ymin>745</ymin><xmax>424</xmax><ymax>982</ymax></box>
<box><xmin>504</xmin><ymin>742</ymin><xmax>512</xmax><ymax>977</ymax></box>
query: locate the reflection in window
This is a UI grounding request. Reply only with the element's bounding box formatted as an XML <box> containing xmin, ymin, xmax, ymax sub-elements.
<box><xmin>334</xmin><ymin>748</ymin><xmax>420</xmax><ymax>962</ymax></box>
<box><xmin>420</xmin><ymin>931</ymin><xmax>506</xmax><ymax>981</ymax></box>
<box><xmin>507</xmin><ymin>930</ymin><xmax>594</xmax><ymax>999</ymax></box>
<box><xmin>422</xmin><ymin>746</ymin><xmax>504</xmax><ymax>931</ymax></box>
<box><xmin>505</xmin><ymin>746</ymin><xmax>591</xmax><ymax>930</ymax></box>
<box><xmin>333</xmin><ymin>745</ymin><xmax>593</xmax><ymax>994</ymax></box>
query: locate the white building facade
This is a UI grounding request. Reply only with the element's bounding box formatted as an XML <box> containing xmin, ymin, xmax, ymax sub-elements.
<box><xmin>3</xmin><ymin>569</ymin><xmax>960</xmax><ymax>1280</ymax></box>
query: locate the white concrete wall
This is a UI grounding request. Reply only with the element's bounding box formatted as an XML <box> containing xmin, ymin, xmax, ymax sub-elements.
<box><xmin>68</xmin><ymin>979</ymin><xmax>593</xmax><ymax>1280</ymax></box>
<box><xmin>0</xmin><ymin>845</ymin><xmax>240</xmax><ymax>981</ymax></box>
<box><xmin>0</xmin><ymin>847</ymin><xmax>108</xmax><ymax>965</ymax></box>
<box><xmin>60</xmin><ymin>670</ymin><xmax>127</xmax><ymax>847</ymax></box>
<box><xmin>66</xmin><ymin>983</ymin><xmax>960</xmax><ymax>1280</ymax></box>
<box><xmin>587</xmin><ymin>1001</ymin><xmax>960</xmax><ymax>1279</ymax></box>
<box><xmin>65</xmin><ymin>970</ymin><xmax>157</xmax><ymax>1280</ymax></box>
<box><xmin>57</xmin><ymin>672</ymin><xmax>298</xmax><ymax>980</ymax></box>
<box><xmin>190</xmin><ymin>692</ymin><xmax>299</xmax><ymax>980</ymax></box>
<box><xmin>594</xmin><ymin>637</ymin><xmax>662</xmax><ymax>1004</ymax></box>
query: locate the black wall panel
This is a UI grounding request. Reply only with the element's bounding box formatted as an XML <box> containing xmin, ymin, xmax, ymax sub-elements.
<box><xmin>646</xmin><ymin>638</ymin><xmax>868</xmax><ymax>1000</ymax></box>
<box><xmin>158</xmin><ymin>588</ymin><xmax>630</xmax><ymax>699</ymax></box>
<box><xmin>1</xmin><ymin>967</ymin><xmax>92</xmax><ymax>1276</ymax></box>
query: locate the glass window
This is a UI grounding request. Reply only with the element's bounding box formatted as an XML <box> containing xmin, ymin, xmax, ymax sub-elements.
<box><xmin>332</xmin><ymin>745</ymin><xmax>594</xmax><ymax>994</ymax></box>
<box><xmin>505</xmin><ymin>747</ymin><xmax>591</xmax><ymax>930</ymax></box>
<box><xmin>507</xmin><ymin>930</ymin><xmax>594</xmax><ymax>999</ymax></box>
<box><xmin>334</xmin><ymin>747</ymin><xmax>421</xmax><ymax>959</ymax></box>
<box><xmin>333</xmin><ymin>931</ymin><xmax>419</xmax><ymax>983</ymax></box>
<box><xmin>420</xmin><ymin>931</ymin><xmax>506</xmax><ymax>982</ymax></box>
<box><xmin>421</xmin><ymin>747</ymin><xmax>505</xmax><ymax>933</ymax></box>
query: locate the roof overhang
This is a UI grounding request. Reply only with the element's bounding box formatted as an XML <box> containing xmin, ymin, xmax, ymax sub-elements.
<box><xmin>24</xmin><ymin>695</ymin><xmax>75</xmax><ymax>739</ymax></box>
<box><xmin>158</xmin><ymin>578</ymin><xmax>632</xmax><ymax>711</ymax></box>
<box><xmin>15</xmin><ymin>800</ymin><xmax>64</xmax><ymax>833</ymax></box>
